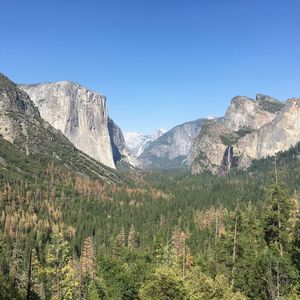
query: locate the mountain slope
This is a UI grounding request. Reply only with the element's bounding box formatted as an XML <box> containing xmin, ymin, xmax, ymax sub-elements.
<box><xmin>0</xmin><ymin>73</ymin><xmax>124</xmax><ymax>183</ymax></box>
<box><xmin>139</xmin><ymin>119</ymin><xmax>207</xmax><ymax>169</ymax></box>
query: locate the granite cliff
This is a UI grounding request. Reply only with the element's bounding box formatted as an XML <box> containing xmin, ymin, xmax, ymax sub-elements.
<box><xmin>0</xmin><ymin>73</ymin><xmax>122</xmax><ymax>183</ymax></box>
<box><xmin>188</xmin><ymin>94</ymin><xmax>296</xmax><ymax>174</ymax></box>
<box><xmin>139</xmin><ymin>119</ymin><xmax>207</xmax><ymax>169</ymax></box>
<box><xmin>19</xmin><ymin>81</ymin><xmax>133</xmax><ymax>169</ymax></box>
<box><xmin>108</xmin><ymin>117</ymin><xmax>138</xmax><ymax>168</ymax></box>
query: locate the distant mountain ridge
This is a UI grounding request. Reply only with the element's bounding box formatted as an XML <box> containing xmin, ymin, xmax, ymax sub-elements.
<box><xmin>13</xmin><ymin>75</ymin><xmax>299</xmax><ymax>174</ymax></box>
<box><xmin>124</xmin><ymin>129</ymin><xmax>166</xmax><ymax>157</ymax></box>
<box><xmin>138</xmin><ymin>119</ymin><xmax>208</xmax><ymax>169</ymax></box>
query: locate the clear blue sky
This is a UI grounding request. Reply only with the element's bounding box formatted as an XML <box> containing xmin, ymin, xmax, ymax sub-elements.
<box><xmin>1</xmin><ymin>1</ymin><xmax>300</xmax><ymax>134</ymax></box>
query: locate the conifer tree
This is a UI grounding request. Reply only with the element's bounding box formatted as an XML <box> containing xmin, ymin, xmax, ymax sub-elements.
<box><xmin>31</xmin><ymin>248</ymin><xmax>46</xmax><ymax>300</ymax></box>
<box><xmin>262</xmin><ymin>185</ymin><xmax>298</xmax><ymax>299</ymax></box>
<box><xmin>264</xmin><ymin>185</ymin><xmax>292</xmax><ymax>256</ymax></box>
<box><xmin>116</xmin><ymin>226</ymin><xmax>126</xmax><ymax>248</ymax></box>
<box><xmin>139</xmin><ymin>267</ymin><xmax>186</xmax><ymax>300</ymax></box>
<box><xmin>81</xmin><ymin>236</ymin><xmax>95</xmax><ymax>279</ymax></box>
<box><xmin>45</xmin><ymin>229</ymin><xmax>76</xmax><ymax>299</ymax></box>
<box><xmin>9</xmin><ymin>239</ymin><xmax>27</xmax><ymax>291</ymax></box>
<box><xmin>128</xmin><ymin>224</ymin><xmax>136</xmax><ymax>250</ymax></box>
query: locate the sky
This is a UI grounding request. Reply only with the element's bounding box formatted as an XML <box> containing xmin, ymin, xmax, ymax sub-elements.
<box><xmin>1</xmin><ymin>0</ymin><xmax>300</xmax><ymax>134</ymax></box>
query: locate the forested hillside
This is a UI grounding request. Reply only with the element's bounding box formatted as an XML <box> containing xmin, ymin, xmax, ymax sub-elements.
<box><xmin>1</xmin><ymin>132</ymin><xmax>300</xmax><ymax>299</ymax></box>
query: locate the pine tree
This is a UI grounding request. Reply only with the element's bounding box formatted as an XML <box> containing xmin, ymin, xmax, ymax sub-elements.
<box><xmin>139</xmin><ymin>266</ymin><xmax>187</xmax><ymax>300</ymax></box>
<box><xmin>171</xmin><ymin>229</ymin><xmax>191</xmax><ymax>277</ymax></box>
<box><xmin>128</xmin><ymin>224</ymin><xmax>136</xmax><ymax>250</ymax></box>
<box><xmin>263</xmin><ymin>185</ymin><xmax>298</xmax><ymax>299</ymax></box>
<box><xmin>81</xmin><ymin>237</ymin><xmax>95</xmax><ymax>278</ymax></box>
<box><xmin>292</xmin><ymin>220</ymin><xmax>300</xmax><ymax>272</ymax></box>
<box><xmin>31</xmin><ymin>248</ymin><xmax>46</xmax><ymax>300</ymax></box>
<box><xmin>9</xmin><ymin>239</ymin><xmax>27</xmax><ymax>292</ymax></box>
<box><xmin>86</xmin><ymin>280</ymin><xmax>100</xmax><ymax>300</ymax></box>
<box><xmin>45</xmin><ymin>230</ymin><xmax>76</xmax><ymax>299</ymax></box>
<box><xmin>79</xmin><ymin>236</ymin><xmax>97</xmax><ymax>299</ymax></box>
<box><xmin>116</xmin><ymin>227</ymin><xmax>126</xmax><ymax>248</ymax></box>
<box><xmin>264</xmin><ymin>185</ymin><xmax>292</xmax><ymax>256</ymax></box>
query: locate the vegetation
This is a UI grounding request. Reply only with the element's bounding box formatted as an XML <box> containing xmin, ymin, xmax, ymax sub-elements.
<box><xmin>220</xmin><ymin>127</ymin><xmax>254</xmax><ymax>146</ymax></box>
<box><xmin>258</xmin><ymin>98</ymin><xmax>284</xmax><ymax>113</ymax></box>
<box><xmin>1</xmin><ymin>136</ymin><xmax>300</xmax><ymax>299</ymax></box>
<box><xmin>0</xmin><ymin>74</ymin><xmax>17</xmax><ymax>89</ymax></box>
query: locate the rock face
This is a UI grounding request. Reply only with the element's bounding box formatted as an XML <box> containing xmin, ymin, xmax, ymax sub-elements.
<box><xmin>188</xmin><ymin>119</ymin><xmax>228</xmax><ymax>174</ymax></box>
<box><xmin>124</xmin><ymin>129</ymin><xmax>166</xmax><ymax>157</ymax></box>
<box><xmin>0</xmin><ymin>74</ymin><xmax>42</xmax><ymax>151</ymax></box>
<box><xmin>224</xmin><ymin>95</ymin><xmax>280</xmax><ymax>131</ymax></box>
<box><xmin>0</xmin><ymin>73</ymin><xmax>122</xmax><ymax>183</ymax></box>
<box><xmin>19</xmin><ymin>82</ymin><xmax>117</xmax><ymax>169</ymax></box>
<box><xmin>189</xmin><ymin>94</ymin><xmax>297</xmax><ymax>174</ymax></box>
<box><xmin>139</xmin><ymin>119</ymin><xmax>207</xmax><ymax>169</ymax></box>
<box><xmin>108</xmin><ymin>118</ymin><xmax>138</xmax><ymax>168</ymax></box>
<box><xmin>235</xmin><ymin>98</ymin><xmax>300</xmax><ymax>167</ymax></box>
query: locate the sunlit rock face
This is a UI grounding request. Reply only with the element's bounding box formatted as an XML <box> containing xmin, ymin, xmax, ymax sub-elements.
<box><xmin>139</xmin><ymin>119</ymin><xmax>207</xmax><ymax>169</ymax></box>
<box><xmin>224</xmin><ymin>95</ymin><xmax>280</xmax><ymax>131</ymax></box>
<box><xmin>19</xmin><ymin>81</ymin><xmax>116</xmax><ymax>168</ymax></box>
<box><xmin>235</xmin><ymin>98</ymin><xmax>300</xmax><ymax>167</ymax></box>
<box><xmin>188</xmin><ymin>94</ymin><xmax>297</xmax><ymax>174</ymax></box>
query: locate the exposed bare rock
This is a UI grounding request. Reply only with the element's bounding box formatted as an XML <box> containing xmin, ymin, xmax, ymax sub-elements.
<box><xmin>188</xmin><ymin>119</ymin><xmax>227</xmax><ymax>174</ymax></box>
<box><xmin>235</xmin><ymin>98</ymin><xmax>300</xmax><ymax>166</ymax></box>
<box><xmin>224</xmin><ymin>95</ymin><xmax>280</xmax><ymax>131</ymax></box>
<box><xmin>0</xmin><ymin>73</ymin><xmax>123</xmax><ymax>183</ymax></box>
<box><xmin>139</xmin><ymin>119</ymin><xmax>206</xmax><ymax>169</ymax></box>
<box><xmin>189</xmin><ymin>94</ymin><xmax>286</xmax><ymax>174</ymax></box>
<box><xmin>108</xmin><ymin>117</ymin><xmax>138</xmax><ymax>168</ymax></box>
<box><xmin>19</xmin><ymin>81</ymin><xmax>116</xmax><ymax>168</ymax></box>
<box><xmin>0</xmin><ymin>74</ymin><xmax>42</xmax><ymax>150</ymax></box>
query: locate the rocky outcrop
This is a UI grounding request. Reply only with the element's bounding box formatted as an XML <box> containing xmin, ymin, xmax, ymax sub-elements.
<box><xmin>19</xmin><ymin>81</ymin><xmax>117</xmax><ymax>168</ymax></box>
<box><xmin>108</xmin><ymin>118</ymin><xmax>138</xmax><ymax>168</ymax></box>
<box><xmin>139</xmin><ymin>119</ymin><xmax>207</xmax><ymax>169</ymax></box>
<box><xmin>224</xmin><ymin>95</ymin><xmax>282</xmax><ymax>131</ymax></box>
<box><xmin>0</xmin><ymin>74</ymin><xmax>44</xmax><ymax>154</ymax></box>
<box><xmin>188</xmin><ymin>119</ymin><xmax>228</xmax><ymax>174</ymax></box>
<box><xmin>189</xmin><ymin>94</ymin><xmax>287</xmax><ymax>174</ymax></box>
<box><xmin>235</xmin><ymin>98</ymin><xmax>300</xmax><ymax>167</ymax></box>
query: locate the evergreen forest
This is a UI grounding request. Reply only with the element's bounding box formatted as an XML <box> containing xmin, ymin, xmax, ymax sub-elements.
<box><xmin>1</xmin><ymin>137</ymin><xmax>300</xmax><ymax>299</ymax></box>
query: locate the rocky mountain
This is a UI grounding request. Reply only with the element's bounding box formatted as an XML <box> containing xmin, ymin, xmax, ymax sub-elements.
<box><xmin>0</xmin><ymin>73</ymin><xmax>123</xmax><ymax>183</ymax></box>
<box><xmin>139</xmin><ymin>119</ymin><xmax>207</xmax><ymax>169</ymax></box>
<box><xmin>19</xmin><ymin>81</ymin><xmax>134</xmax><ymax>169</ymax></box>
<box><xmin>0</xmin><ymin>74</ymin><xmax>43</xmax><ymax>152</ymax></box>
<box><xmin>235</xmin><ymin>98</ymin><xmax>300</xmax><ymax>167</ymax></box>
<box><xmin>124</xmin><ymin>129</ymin><xmax>166</xmax><ymax>157</ymax></box>
<box><xmin>108</xmin><ymin>117</ymin><xmax>138</xmax><ymax>168</ymax></box>
<box><xmin>188</xmin><ymin>94</ymin><xmax>296</xmax><ymax>174</ymax></box>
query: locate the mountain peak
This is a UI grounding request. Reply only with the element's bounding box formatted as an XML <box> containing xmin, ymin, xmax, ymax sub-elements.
<box><xmin>151</xmin><ymin>128</ymin><xmax>166</xmax><ymax>140</ymax></box>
